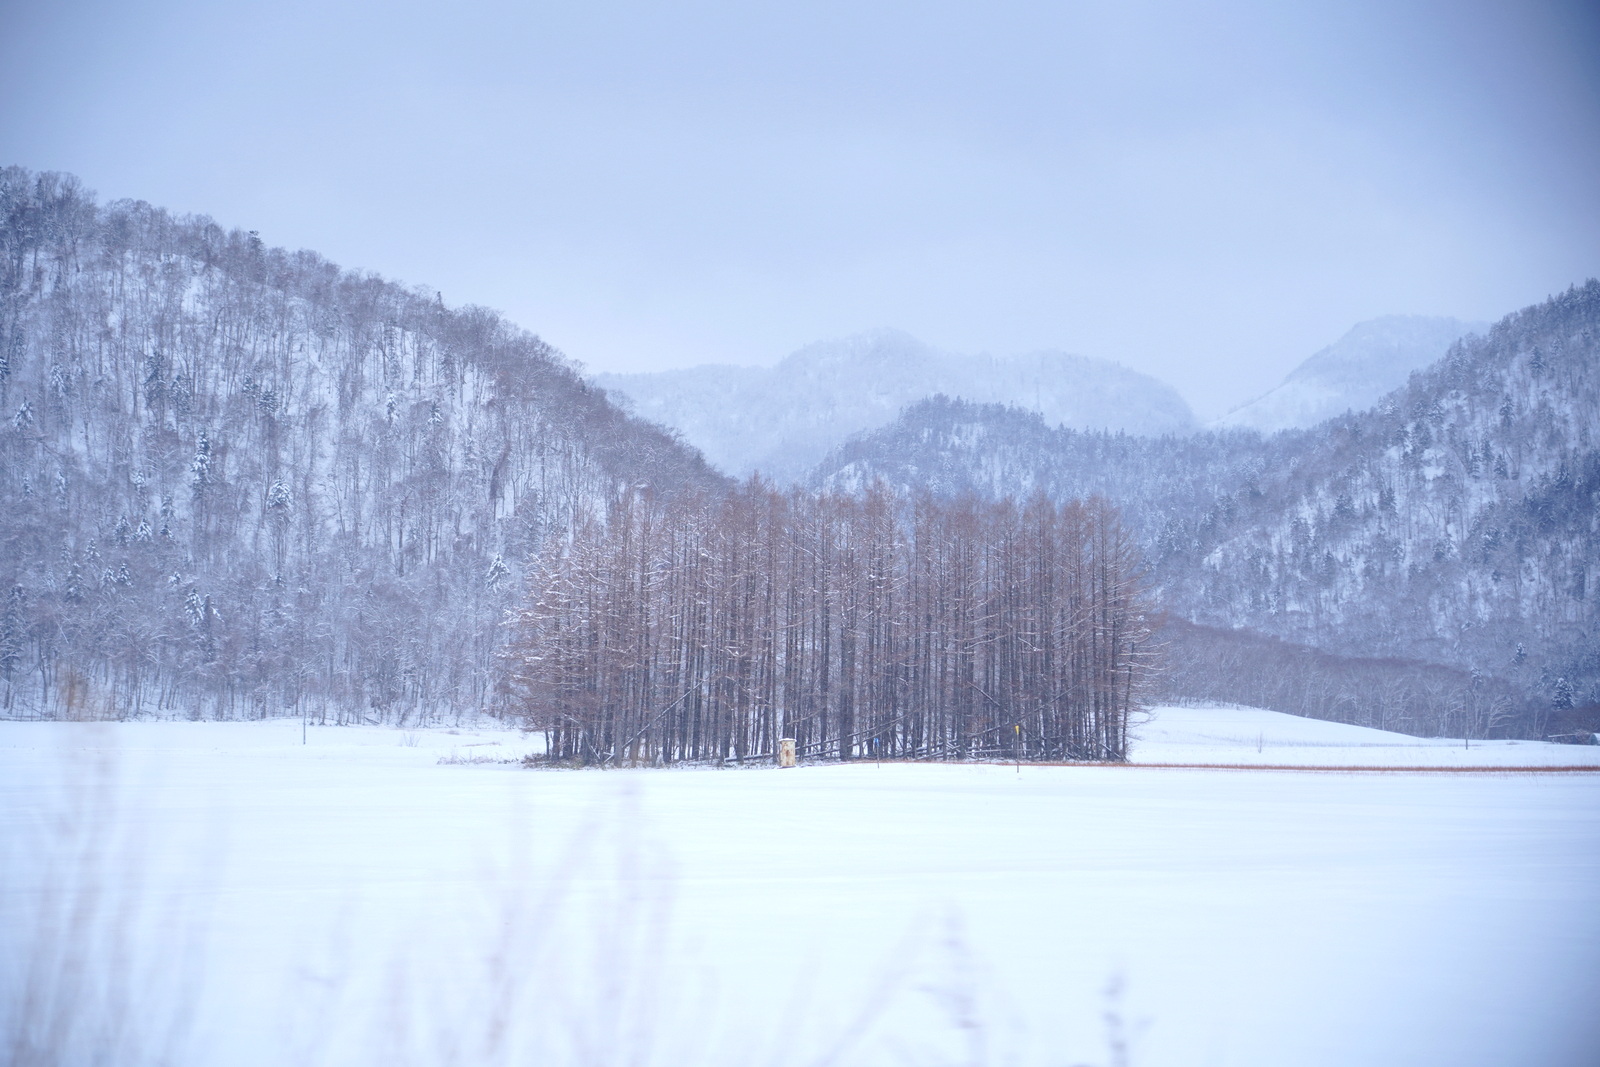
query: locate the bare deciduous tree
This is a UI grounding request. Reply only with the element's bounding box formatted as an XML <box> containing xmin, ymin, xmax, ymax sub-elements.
<box><xmin>505</xmin><ymin>484</ymin><xmax>1154</xmax><ymax>764</ymax></box>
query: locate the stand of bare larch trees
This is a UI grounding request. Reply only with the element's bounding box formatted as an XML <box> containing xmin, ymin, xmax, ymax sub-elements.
<box><xmin>505</xmin><ymin>483</ymin><xmax>1154</xmax><ymax>765</ymax></box>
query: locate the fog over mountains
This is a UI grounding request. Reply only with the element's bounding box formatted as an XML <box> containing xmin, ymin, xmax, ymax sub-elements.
<box><xmin>1213</xmin><ymin>315</ymin><xmax>1487</xmax><ymax>432</ymax></box>
<box><xmin>599</xmin><ymin>316</ymin><xmax>1495</xmax><ymax>485</ymax></box>
<box><xmin>594</xmin><ymin>328</ymin><xmax>1195</xmax><ymax>482</ymax></box>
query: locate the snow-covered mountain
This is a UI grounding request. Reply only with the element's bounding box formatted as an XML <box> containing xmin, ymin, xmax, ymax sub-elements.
<box><xmin>595</xmin><ymin>329</ymin><xmax>1195</xmax><ymax>482</ymax></box>
<box><xmin>1213</xmin><ymin>316</ymin><xmax>1486</xmax><ymax>432</ymax></box>
<box><xmin>812</xmin><ymin>285</ymin><xmax>1600</xmax><ymax>724</ymax></box>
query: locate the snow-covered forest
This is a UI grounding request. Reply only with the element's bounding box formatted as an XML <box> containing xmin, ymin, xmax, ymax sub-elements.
<box><xmin>2</xmin><ymin>167</ymin><xmax>1595</xmax><ymax>745</ymax></box>
<box><xmin>0</xmin><ymin>169</ymin><xmax>724</xmax><ymax>722</ymax></box>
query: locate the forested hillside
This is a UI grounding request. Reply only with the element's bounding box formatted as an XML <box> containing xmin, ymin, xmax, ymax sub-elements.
<box><xmin>0</xmin><ymin>168</ymin><xmax>725</xmax><ymax>721</ymax></box>
<box><xmin>815</xmin><ymin>284</ymin><xmax>1600</xmax><ymax>733</ymax></box>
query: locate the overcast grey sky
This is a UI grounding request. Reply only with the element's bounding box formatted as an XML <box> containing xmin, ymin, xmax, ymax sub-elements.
<box><xmin>3</xmin><ymin>0</ymin><xmax>1597</xmax><ymax>417</ymax></box>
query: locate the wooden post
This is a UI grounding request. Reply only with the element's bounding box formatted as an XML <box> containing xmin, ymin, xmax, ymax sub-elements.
<box><xmin>779</xmin><ymin>737</ymin><xmax>797</xmax><ymax>768</ymax></box>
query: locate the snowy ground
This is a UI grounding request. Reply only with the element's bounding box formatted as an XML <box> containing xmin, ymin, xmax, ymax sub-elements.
<box><xmin>2</xmin><ymin>708</ymin><xmax>1598</xmax><ymax>1066</ymax></box>
<box><xmin>1130</xmin><ymin>704</ymin><xmax>1600</xmax><ymax>767</ymax></box>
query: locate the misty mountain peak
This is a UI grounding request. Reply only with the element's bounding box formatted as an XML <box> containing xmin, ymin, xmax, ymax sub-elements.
<box><xmin>595</xmin><ymin>330</ymin><xmax>1195</xmax><ymax>482</ymax></box>
<box><xmin>1214</xmin><ymin>315</ymin><xmax>1486</xmax><ymax>432</ymax></box>
<box><xmin>780</xmin><ymin>327</ymin><xmax>934</xmax><ymax>373</ymax></box>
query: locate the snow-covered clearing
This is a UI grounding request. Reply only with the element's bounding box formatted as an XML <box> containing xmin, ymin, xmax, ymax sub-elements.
<box><xmin>3</xmin><ymin>708</ymin><xmax>1598</xmax><ymax>1066</ymax></box>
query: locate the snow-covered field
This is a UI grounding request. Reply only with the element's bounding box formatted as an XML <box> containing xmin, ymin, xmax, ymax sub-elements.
<box><xmin>3</xmin><ymin>707</ymin><xmax>1598</xmax><ymax>1066</ymax></box>
<box><xmin>1131</xmin><ymin>704</ymin><xmax>1600</xmax><ymax>767</ymax></box>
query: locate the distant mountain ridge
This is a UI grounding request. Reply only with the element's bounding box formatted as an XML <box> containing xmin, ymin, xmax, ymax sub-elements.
<box><xmin>1214</xmin><ymin>315</ymin><xmax>1486</xmax><ymax>432</ymax></box>
<box><xmin>595</xmin><ymin>328</ymin><xmax>1196</xmax><ymax>482</ymax></box>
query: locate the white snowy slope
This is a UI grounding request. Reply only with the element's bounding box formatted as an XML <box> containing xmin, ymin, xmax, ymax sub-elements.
<box><xmin>1131</xmin><ymin>704</ymin><xmax>1600</xmax><ymax>767</ymax></box>
<box><xmin>1213</xmin><ymin>315</ymin><xmax>1486</xmax><ymax>432</ymax></box>
<box><xmin>595</xmin><ymin>329</ymin><xmax>1195</xmax><ymax>482</ymax></box>
<box><xmin>4</xmin><ymin>718</ymin><xmax>1598</xmax><ymax>1067</ymax></box>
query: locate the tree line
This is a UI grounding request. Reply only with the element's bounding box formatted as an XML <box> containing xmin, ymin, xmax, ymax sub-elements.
<box><xmin>504</xmin><ymin>483</ymin><xmax>1153</xmax><ymax>764</ymax></box>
